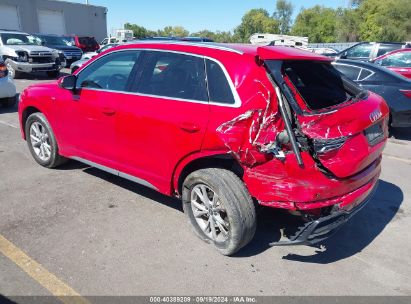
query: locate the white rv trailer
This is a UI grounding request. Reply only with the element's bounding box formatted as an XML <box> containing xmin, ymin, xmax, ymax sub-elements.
<box><xmin>250</xmin><ymin>33</ymin><xmax>309</xmax><ymax>49</ymax></box>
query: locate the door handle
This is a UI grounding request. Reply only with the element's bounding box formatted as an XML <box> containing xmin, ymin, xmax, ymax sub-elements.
<box><xmin>102</xmin><ymin>107</ymin><xmax>116</xmax><ymax>116</ymax></box>
<box><xmin>179</xmin><ymin>122</ymin><xmax>201</xmax><ymax>133</ymax></box>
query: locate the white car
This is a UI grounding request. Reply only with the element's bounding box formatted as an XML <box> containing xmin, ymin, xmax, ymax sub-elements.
<box><xmin>0</xmin><ymin>61</ymin><xmax>17</xmax><ymax>108</ymax></box>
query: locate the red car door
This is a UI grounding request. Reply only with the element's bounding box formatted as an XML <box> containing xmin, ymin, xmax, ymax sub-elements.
<box><xmin>116</xmin><ymin>50</ymin><xmax>210</xmax><ymax>193</ymax></box>
<box><xmin>56</xmin><ymin>50</ymin><xmax>140</xmax><ymax>169</ymax></box>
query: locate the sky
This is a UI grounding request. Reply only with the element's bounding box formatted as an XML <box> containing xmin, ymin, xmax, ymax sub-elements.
<box><xmin>71</xmin><ymin>0</ymin><xmax>351</xmax><ymax>34</ymax></box>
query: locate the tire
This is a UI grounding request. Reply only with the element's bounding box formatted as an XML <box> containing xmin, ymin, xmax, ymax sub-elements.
<box><xmin>25</xmin><ymin>112</ymin><xmax>68</xmax><ymax>168</ymax></box>
<box><xmin>5</xmin><ymin>60</ymin><xmax>20</xmax><ymax>79</ymax></box>
<box><xmin>182</xmin><ymin>168</ymin><xmax>256</xmax><ymax>256</ymax></box>
<box><xmin>47</xmin><ymin>71</ymin><xmax>60</xmax><ymax>78</ymax></box>
<box><xmin>1</xmin><ymin>95</ymin><xmax>17</xmax><ymax>108</ymax></box>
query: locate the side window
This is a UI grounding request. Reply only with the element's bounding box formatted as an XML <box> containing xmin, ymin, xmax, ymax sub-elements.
<box><xmin>137</xmin><ymin>51</ymin><xmax>208</xmax><ymax>101</ymax></box>
<box><xmin>205</xmin><ymin>59</ymin><xmax>235</xmax><ymax>104</ymax></box>
<box><xmin>346</xmin><ymin>44</ymin><xmax>373</xmax><ymax>58</ymax></box>
<box><xmin>381</xmin><ymin>52</ymin><xmax>411</xmax><ymax>67</ymax></box>
<box><xmin>358</xmin><ymin>68</ymin><xmax>373</xmax><ymax>81</ymax></box>
<box><xmin>334</xmin><ymin>64</ymin><xmax>362</xmax><ymax>81</ymax></box>
<box><xmin>377</xmin><ymin>44</ymin><xmax>401</xmax><ymax>57</ymax></box>
<box><xmin>76</xmin><ymin>50</ymin><xmax>139</xmax><ymax>92</ymax></box>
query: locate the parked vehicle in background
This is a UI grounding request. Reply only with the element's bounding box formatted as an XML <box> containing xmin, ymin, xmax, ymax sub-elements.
<box><xmin>180</xmin><ymin>37</ymin><xmax>214</xmax><ymax>42</ymax></box>
<box><xmin>33</xmin><ymin>34</ymin><xmax>82</xmax><ymax>66</ymax></box>
<box><xmin>66</xmin><ymin>35</ymin><xmax>99</xmax><ymax>52</ymax></box>
<box><xmin>250</xmin><ymin>33</ymin><xmax>308</xmax><ymax>48</ymax></box>
<box><xmin>71</xmin><ymin>43</ymin><xmax>119</xmax><ymax>74</ymax></box>
<box><xmin>19</xmin><ymin>42</ymin><xmax>388</xmax><ymax>255</ymax></box>
<box><xmin>0</xmin><ymin>60</ymin><xmax>17</xmax><ymax>108</ymax></box>
<box><xmin>372</xmin><ymin>49</ymin><xmax>411</xmax><ymax>79</ymax></box>
<box><xmin>100</xmin><ymin>37</ymin><xmax>117</xmax><ymax>46</ymax></box>
<box><xmin>337</xmin><ymin>42</ymin><xmax>409</xmax><ymax>61</ymax></box>
<box><xmin>0</xmin><ymin>30</ymin><xmax>65</xmax><ymax>78</ymax></box>
<box><xmin>334</xmin><ymin>59</ymin><xmax>411</xmax><ymax>128</ymax></box>
<box><xmin>310</xmin><ymin>47</ymin><xmax>339</xmax><ymax>57</ymax></box>
<box><xmin>115</xmin><ymin>29</ymin><xmax>134</xmax><ymax>43</ymax></box>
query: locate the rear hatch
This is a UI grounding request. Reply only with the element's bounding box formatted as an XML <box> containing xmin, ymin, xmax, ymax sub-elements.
<box><xmin>262</xmin><ymin>52</ymin><xmax>389</xmax><ymax>178</ymax></box>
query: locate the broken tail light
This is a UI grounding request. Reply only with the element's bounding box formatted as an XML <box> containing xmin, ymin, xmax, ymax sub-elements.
<box><xmin>313</xmin><ymin>137</ymin><xmax>347</xmax><ymax>154</ymax></box>
<box><xmin>400</xmin><ymin>90</ymin><xmax>411</xmax><ymax>99</ymax></box>
<box><xmin>0</xmin><ymin>62</ymin><xmax>7</xmax><ymax>78</ymax></box>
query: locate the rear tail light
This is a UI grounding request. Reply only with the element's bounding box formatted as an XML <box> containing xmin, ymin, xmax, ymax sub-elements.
<box><xmin>400</xmin><ymin>90</ymin><xmax>411</xmax><ymax>98</ymax></box>
<box><xmin>0</xmin><ymin>63</ymin><xmax>7</xmax><ymax>78</ymax></box>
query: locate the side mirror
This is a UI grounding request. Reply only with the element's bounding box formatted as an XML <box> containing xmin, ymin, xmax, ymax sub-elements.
<box><xmin>58</xmin><ymin>75</ymin><xmax>77</xmax><ymax>90</ymax></box>
<box><xmin>340</xmin><ymin>52</ymin><xmax>347</xmax><ymax>59</ymax></box>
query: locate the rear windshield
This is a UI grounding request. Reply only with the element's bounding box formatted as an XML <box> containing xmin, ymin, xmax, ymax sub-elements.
<box><xmin>79</xmin><ymin>37</ymin><xmax>98</xmax><ymax>46</ymax></box>
<box><xmin>267</xmin><ymin>60</ymin><xmax>361</xmax><ymax>110</ymax></box>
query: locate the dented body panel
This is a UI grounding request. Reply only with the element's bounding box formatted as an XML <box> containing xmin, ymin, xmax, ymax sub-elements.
<box><xmin>18</xmin><ymin>42</ymin><xmax>388</xmax><ymax>219</ymax></box>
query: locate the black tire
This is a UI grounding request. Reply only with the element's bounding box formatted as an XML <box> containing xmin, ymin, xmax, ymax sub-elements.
<box><xmin>182</xmin><ymin>168</ymin><xmax>256</xmax><ymax>256</ymax></box>
<box><xmin>25</xmin><ymin>112</ymin><xmax>68</xmax><ymax>168</ymax></box>
<box><xmin>1</xmin><ymin>95</ymin><xmax>17</xmax><ymax>108</ymax></box>
<box><xmin>47</xmin><ymin>71</ymin><xmax>60</xmax><ymax>78</ymax></box>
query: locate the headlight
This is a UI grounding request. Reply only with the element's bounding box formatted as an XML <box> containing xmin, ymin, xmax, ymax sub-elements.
<box><xmin>16</xmin><ymin>51</ymin><xmax>29</xmax><ymax>62</ymax></box>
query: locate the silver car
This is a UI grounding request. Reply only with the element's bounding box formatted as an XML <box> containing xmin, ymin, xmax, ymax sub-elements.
<box><xmin>0</xmin><ymin>30</ymin><xmax>65</xmax><ymax>79</ymax></box>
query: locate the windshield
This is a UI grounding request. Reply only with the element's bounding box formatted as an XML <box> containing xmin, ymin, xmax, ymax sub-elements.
<box><xmin>0</xmin><ymin>33</ymin><xmax>40</xmax><ymax>45</ymax></box>
<box><xmin>266</xmin><ymin>60</ymin><xmax>363</xmax><ymax>111</ymax></box>
<box><xmin>38</xmin><ymin>35</ymin><xmax>69</xmax><ymax>46</ymax></box>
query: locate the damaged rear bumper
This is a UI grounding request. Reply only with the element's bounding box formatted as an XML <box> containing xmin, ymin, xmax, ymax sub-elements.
<box><xmin>270</xmin><ymin>180</ymin><xmax>378</xmax><ymax>246</ymax></box>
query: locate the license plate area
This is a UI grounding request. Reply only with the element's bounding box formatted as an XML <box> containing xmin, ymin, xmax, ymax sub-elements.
<box><xmin>364</xmin><ymin>122</ymin><xmax>384</xmax><ymax>146</ymax></box>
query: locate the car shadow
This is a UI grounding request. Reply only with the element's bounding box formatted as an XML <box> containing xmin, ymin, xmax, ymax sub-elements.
<box><xmin>73</xmin><ymin>164</ymin><xmax>183</xmax><ymax>212</ymax></box>
<box><xmin>59</xmin><ymin>161</ymin><xmax>402</xmax><ymax>260</ymax></box>
<box><xmin>235</xmin><ymin>179</ymin><xmax>403</xmax><ymax>260</ymax></box>
<box><xmin>391</xmin><ymin>128</ymin><xmax>411</xmax><ymax>141</ymax></box>
<box><xmin>16</xmin><ymin>70</ymin><xmax>70</xmax><ymax>81</ymax></box>
<box><xmin>0</xmin><ymin>94</ymin><xmax>19</xmax><ymax>114</ymax></box>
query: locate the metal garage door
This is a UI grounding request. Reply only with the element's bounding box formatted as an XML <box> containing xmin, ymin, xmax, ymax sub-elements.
<box><xmin>0</xmin><ymin>5</ymin><xmax>21</xmax><ymax>30</ymax></box>
<box><xmin>38</xmin><ymin>9</ymin><xmax>66</xmax><ymax>35</ymax></box>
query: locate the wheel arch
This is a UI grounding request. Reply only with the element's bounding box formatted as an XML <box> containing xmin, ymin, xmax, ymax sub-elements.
<box><xmin>21</xmin><ymin>106</ymin><xmax>42</xmax><ymax>139</ymax></box>
<box><xmin>173</xmin><ymin>151</ymin><xmax>244</xmax><ymax>197</ymax></box>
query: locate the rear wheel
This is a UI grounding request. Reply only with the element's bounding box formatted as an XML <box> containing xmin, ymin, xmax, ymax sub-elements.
<box><xmin>25</xmin><ymin>112</ymin><xmax>68</xmax><ymax>168</ymax></box>
<box><xmin>182</xmin><ymin>168</ymin><xmax>256</xmax><ymax>256</ymax></box>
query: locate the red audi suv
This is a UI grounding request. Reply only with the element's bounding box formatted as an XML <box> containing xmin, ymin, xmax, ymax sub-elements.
<box><xmin>18</xmin><ymin>42</ymin><xmax>389</xmax><ymax>255</ymax></box>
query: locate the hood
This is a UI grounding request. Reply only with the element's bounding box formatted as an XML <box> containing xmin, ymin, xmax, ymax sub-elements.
<box><xmin>6</xmin><ymin>44</ymin><xmax>57</xmax><ymax>54</ymax></box>
<box><xmin>46</xmin><ymin>44</ymin><xmax>81</xmax><ymax>52</ymax></box>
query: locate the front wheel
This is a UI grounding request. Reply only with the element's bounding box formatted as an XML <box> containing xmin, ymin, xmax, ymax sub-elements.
<box><xmin>25</xmin><ymin>112</ymin><xmax>68</xmax><ymax>168</ymax></box>
<box><xmin>182</xmin><ymin>168</ymin><xmax>256</xmax><ymax>256</ymax></box>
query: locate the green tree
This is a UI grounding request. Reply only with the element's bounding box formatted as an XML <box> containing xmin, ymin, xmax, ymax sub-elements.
<box><xmin>273</xmin><ymin>0</ymin><xmax>293</xmax><ymax>34</ymax></box>
<box><xmin>157</xmin><ymin>26</ymin><xmax>189</xmax><ymax>37</ymax></box>
<box><xmin>124</xmin><ymin>23</ymin><xmax>149</xmax><ymax>39</ymax></box>
<box><xmin>358</xmin><ymin>0</ymin><xmax>411</xmax><ymax>41</ymax></box>
<box><xmin>335</xmin><ymin>8</ymin><xmax>360</xmax><ymax>42</ymax></box>
<box><xmin>291</xmin><ymin>6</ymin><xmax>338</xmax><ymax>43</ymax></box>
<box><xmin>234</xmin><ymin>8</ymin><xmax>279</xmax><ymax>43</ymax></box>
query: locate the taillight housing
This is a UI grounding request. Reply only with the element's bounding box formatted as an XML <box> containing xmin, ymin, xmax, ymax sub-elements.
<box><xmin>400</xmin><ymin>90</ymin><xmax>411</xmax><ymax>98</ymax></box>
<box><xmin>0</xmin><ymin>63</ymin><xmax>8</xmax><ymax>78</ymax></box>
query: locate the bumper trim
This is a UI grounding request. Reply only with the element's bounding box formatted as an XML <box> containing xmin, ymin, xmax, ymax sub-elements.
<box><xmin>269</xmin><ymin>181</ymin><xmax>378</xmax><ymax>246</ymax></box>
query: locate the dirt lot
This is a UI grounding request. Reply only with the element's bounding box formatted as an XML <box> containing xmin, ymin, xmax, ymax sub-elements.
<box><xmin>1</xmin><ymin>71</ymin><xmax>411</xmax><ymax>299</ymax></box>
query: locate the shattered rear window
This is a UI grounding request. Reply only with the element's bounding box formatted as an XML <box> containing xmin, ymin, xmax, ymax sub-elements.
<box><xmin>269</xmin><ymin>61</ymin><xmax>358</xmax><ymax>110</ymax></box>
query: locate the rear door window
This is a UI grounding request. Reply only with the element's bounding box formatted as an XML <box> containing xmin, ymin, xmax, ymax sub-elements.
<box><xmin>333</xmin><ymin>64</ymin><xmax>361</xmax><ymax>80</ymax></box>
<box><xmin>267</xmin><ymin>61</ymin><xmax>361</xmax><ymax>111</ymax></box>
<box><xmin>377</xmin><ymin>44</ymin><xmax>402</xmax><ymax>57</ymax></box>
<box><xmin>136</xmin><ymin>51</ymin><xmax>208</xmax><ymax>102</ymax></box>
<box><xmin>205</xmin><ymin>59</ymin><xmax>235</xmax><ymax>104</ymax></box>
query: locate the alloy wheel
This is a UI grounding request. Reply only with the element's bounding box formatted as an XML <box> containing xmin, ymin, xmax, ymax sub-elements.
<box><xmin>29</xmin><ymin>122</ymin><xmax>52</xmax><ymax>162</ymax></box>
<box><xmin>190</xmin><ymin>184</ymin><xmax>230</xmax><ymax>242</ymax></box>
